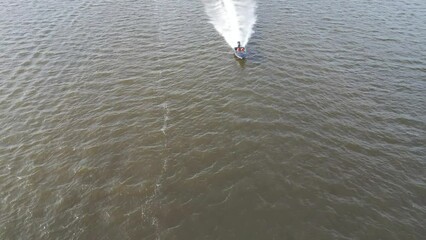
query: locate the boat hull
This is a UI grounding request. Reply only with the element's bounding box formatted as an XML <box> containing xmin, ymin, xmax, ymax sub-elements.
<box><xmin>234</xmin><ymin>50</ymin><xmax>247</xmax><ymax>59</ymax></box>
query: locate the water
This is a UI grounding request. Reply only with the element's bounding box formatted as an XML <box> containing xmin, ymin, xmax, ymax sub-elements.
<box><xmin>0</xmin><ymin>0</ymin><xmax>425</xmax><ymax>239</ymax></box>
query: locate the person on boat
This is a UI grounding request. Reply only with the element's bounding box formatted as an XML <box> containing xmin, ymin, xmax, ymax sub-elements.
<box><xmin>235</xmin><ymin>41</ymin><xmax>241</xmax><ymax>51</ymax></box>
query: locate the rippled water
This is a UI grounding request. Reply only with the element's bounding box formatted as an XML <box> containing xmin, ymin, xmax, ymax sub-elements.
<box><xmin>1</xmin><ymin>0</ymin><xmax>425</xmax><ymax>239</ymax></box>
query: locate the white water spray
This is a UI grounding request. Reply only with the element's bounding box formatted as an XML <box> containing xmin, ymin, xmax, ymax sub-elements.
<box><xmin>203</xmin><ymin>0</ymin><xmax>257</xmax><ymax>48</ymax></box>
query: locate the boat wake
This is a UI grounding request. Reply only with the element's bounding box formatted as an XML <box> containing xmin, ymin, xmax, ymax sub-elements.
<box><xmin>203</xmin><ymin>0</ymin><xmax>257</xmax><ymax>48</ymax></box>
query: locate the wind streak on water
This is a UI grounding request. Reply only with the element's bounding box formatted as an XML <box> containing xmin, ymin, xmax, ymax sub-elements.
<box><xmin>202</xmin><ymin>0</ymin><xmax>257</xmax><ymax>47</ymax></box>
<box><xmin>140</xmin><ymin>1</ymin><xmax>171</xmax><ymax>239</ymax></box>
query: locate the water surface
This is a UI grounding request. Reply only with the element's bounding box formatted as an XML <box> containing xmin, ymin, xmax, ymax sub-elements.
<box><xmin>1</xmin><ymin>0</ymin><xmax>425</xmax><ymax>239</ymax></box>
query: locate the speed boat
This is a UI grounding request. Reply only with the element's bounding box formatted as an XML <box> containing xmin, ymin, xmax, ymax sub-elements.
<box><xmin>234</xmin><ymin>41</ymin><xmax>247</xmax><ymax>59</ymax></box>
<box><xmin>234</xmin><ymin>47</ymin><xmax>247</xmax><ymax>59</ymax></box>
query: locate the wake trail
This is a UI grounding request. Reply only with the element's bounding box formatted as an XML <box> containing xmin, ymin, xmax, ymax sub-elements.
<box><xmin>202</xmin><ymin>0</ymin><xmax>257</xmax><ymax>48</ymax></box>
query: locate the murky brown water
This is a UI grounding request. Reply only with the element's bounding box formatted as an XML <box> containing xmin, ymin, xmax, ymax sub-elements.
<box><xmin>1</xmin><ymin>0</ymin><xmax>425</xmax><ymax>239</ymax></box>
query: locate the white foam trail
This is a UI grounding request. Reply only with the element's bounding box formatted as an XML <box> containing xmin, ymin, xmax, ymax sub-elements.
<box><xmin>203</xmin><ymin>0</ymin><xmax>257</xmax><ymax>48</ymax></box>
<box><xmin>160</xmin><ymin>102</ymin><xmax>169</xmax><ymax>136</ymax></box>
